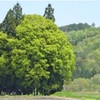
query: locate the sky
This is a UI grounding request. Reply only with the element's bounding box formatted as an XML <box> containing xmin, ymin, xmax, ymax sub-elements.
<box><xmin>0</xmin><ymin>0</ymin><xmax>100</xmax><ymax>27</ymax></box>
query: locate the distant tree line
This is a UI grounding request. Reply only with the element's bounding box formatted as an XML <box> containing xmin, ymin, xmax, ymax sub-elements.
<box><xmin>59</xmin><ymin>23</ymin><xmax>92</xmax><ymax>32</ymax></box>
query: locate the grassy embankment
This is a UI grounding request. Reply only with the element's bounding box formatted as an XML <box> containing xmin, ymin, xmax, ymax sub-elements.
<box><xmin>51</xmin><ymin>91</ymin><xmax>100</xmax><ymax>100</ymax></box>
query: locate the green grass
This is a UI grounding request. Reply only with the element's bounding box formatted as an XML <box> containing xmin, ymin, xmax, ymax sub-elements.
<box><xmin>0</xmin><ymin>91</ymin><xmax>100</xmax><ymax>100</ymax></box>
<box><xmin>51</xmin><ymin>91</ymin><xmax>100</xmax><ymax>100</ymax></box>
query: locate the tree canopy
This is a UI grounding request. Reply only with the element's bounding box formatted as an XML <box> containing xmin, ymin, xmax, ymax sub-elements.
<box><xmin>0</xmin><ymin>14</ymin><xmax>75</xmax><ymax>95</ymax></box>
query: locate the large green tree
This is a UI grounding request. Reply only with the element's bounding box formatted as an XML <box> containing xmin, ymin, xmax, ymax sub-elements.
<box><xmin>0</xmin><ymin>14</ymin><xmax>75</xmax><ymax>95</ymax></box>
<box><xmin>15</xmin><ymin>14</ymin><xmax>75</xmax><ymax>95</ymax></box>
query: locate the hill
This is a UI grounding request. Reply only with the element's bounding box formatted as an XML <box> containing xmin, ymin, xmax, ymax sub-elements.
<box><xmin>66</xmin><ymin>27</ymin><xmax>100</xmax><ymax>79</ymax></box>
<box><xmin>59</xmin><ymin>23</ymin><xmax>91</xmax><ymax>32</ymax></box>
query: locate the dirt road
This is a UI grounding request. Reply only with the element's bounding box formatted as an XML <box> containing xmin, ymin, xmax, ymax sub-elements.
<box><xmin>33</xmin><ymin>96</ymin><xmax>81</xmax><ymax>100</ymax></box>
<box><xmin>0</xmin><ymin>96</ymin><xmax>81</xmax><ymax>100</ymax></box>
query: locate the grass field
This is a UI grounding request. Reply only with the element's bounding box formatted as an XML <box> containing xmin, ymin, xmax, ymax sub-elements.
<box><xmin>51</xmin><ymin>91</ymin><xmax>100</xmax><ymax>100</ymax></box>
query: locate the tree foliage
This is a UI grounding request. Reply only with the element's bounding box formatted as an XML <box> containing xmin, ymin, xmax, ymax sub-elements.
<box><xmin>64</xmin><ymin>74</ymin><xmax>100</xmax><ymax>92</ymax></box>
<box><xmin>0</xmin><ymin>15</ymin><xmax>75</xmax><ymax>95</ymax></box>
<box><xmin>66</xmin><ymin>27</ymin><xmax>100</xmax><ymax>79</ymax></box>
<box><xmin>0</xmin><ymin>3</ymin><xmax>22</xmax><ymax>36</ymax></box>
<box><xmin>13</xmin><ymin>2</ymin><xmax>22</xmax><ymax>26</ymax></box>
<box><xmin>43</xmin><ymin>4</ymin><xmax>55</xmax><ymax>22</ymax></box>
<box><xmin>0</xmin><ymin>9</ymin><xmax>16</xmax><ymax>36</ymax></box>
<box><xmin>59</xmin><ymin>23</ymin><xmax>91</xmax><ymax>32</ymax></box>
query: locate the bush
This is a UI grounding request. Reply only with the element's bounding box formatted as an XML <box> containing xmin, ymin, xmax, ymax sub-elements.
<box><xmin>64</xmin><ymin>74</ymin><xmax>100</xmax><ymax>92</ymax></box>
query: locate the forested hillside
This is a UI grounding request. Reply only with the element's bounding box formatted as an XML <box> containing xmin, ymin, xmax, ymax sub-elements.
<box><xmin>63</xmin><ymin>27</ymin><xmax>100</xmax><ymax>92</ymax></box>
<box><xmin>59</xmin><ymin>23</ymin><xmax>91</xmax><ymax>32</ymax></box>
<box><xmin>66</xmin><ymin>27</ymin><xmax>100</xmax><ymax>79</ymax></box>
